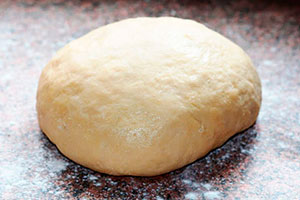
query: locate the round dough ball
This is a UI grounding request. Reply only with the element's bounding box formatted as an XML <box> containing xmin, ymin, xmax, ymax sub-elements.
<box><xmin>37</xmin><ymin>17</ymin><xmax>261</xmax><ymax>176</ymax></box>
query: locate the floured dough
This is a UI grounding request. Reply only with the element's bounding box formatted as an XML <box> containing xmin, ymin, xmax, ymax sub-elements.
<box><xmin>36</xmin><ymin>17</ymin><xmax>261</xmax><ymax>176</ymax></box>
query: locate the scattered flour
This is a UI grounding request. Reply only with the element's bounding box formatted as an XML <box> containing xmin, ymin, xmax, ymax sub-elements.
<box><xmin>185</xmin><ymin>192</ymin><xmax>200</xmax><ymax>200</ymax></box>
<box><xmin>203</xmin><ymin>191</ymin><xmax>222</xmax><ymax>200</ymax></box>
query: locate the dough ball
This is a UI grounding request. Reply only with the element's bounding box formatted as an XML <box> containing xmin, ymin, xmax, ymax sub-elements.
<box><xmin>36</xmin><ymin>17</ymin><xmax>261</xmax><ymax>176</ymax></box>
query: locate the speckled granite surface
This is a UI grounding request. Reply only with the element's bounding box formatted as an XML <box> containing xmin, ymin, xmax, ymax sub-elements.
<box><xmin>1</xmin><ymin>0</ymin><xmax>300</xmax><ymax>199</ymax></box>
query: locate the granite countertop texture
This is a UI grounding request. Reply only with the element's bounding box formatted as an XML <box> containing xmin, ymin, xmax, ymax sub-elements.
<box><xmin>1</xmin><ymin>0</ymin><xmax>300</xmax><ymax>199</ymax></box>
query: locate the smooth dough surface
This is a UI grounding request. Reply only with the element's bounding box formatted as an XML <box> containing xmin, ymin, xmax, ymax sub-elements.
<box><xmin>37</xmin><ymin>17</ymin><xmax>261</xmax><ymax>176</ymax></box>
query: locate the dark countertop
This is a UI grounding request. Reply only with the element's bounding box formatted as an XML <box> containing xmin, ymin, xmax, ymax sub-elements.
<box><xmin>1</xmin><ymin>0</ymin><xmax>300</xmax><ymax>199</ymax></box>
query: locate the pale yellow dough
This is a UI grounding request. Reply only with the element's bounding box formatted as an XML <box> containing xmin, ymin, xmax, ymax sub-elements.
<box><xmin>37</xmin><ymin>17</ymin><xmax>261</xmax><ymax>176</ymax></box>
